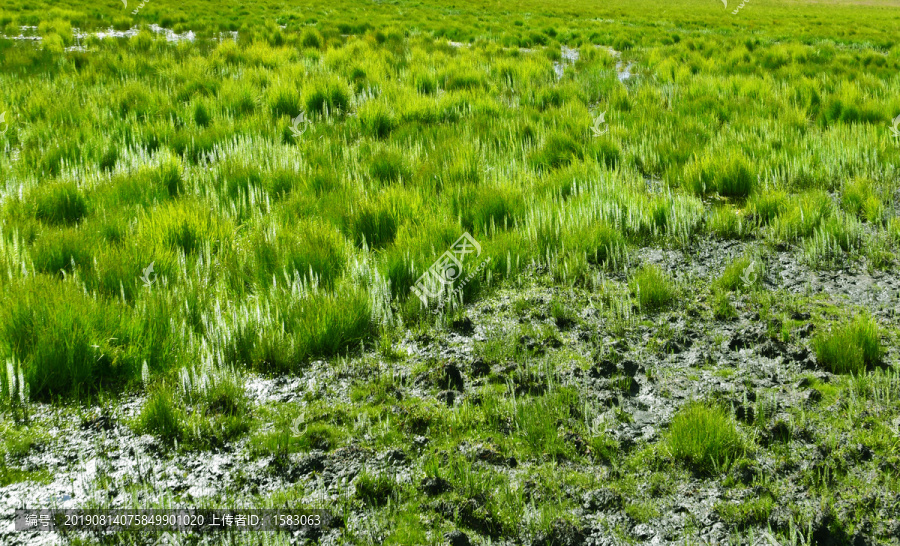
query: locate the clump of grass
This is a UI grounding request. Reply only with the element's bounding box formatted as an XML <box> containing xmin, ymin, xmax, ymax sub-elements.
<box><xmin>225</xmin><ymin>288</ymin><xmax>372</xmax><ymax>373</ymax></box>
<box><xmin>303</xmin><ymin>78</ymin><xmax>351</xmax><ymax>116</ymax></box>
<box><xmin>140</xmin><ymin>201</ymin><xmax>232</xmax><ymax>256</ymax></box>
<box><xmin>747</xmin><ymin>190</ymin><xmax>788</xmax><ymax>226</ymax></box>
<box><xmin>862</xmin><ymin>232</ymin><xmax>895</xmax><ymax>270</ymax></box>
<box><xmin>296</xmin><ymin>423</ymin><xmax>342</xmax><ymax>451</ymax></box>
<box><xmin>3</xmin><ymin>425</ymin><xmax>40</xmax><ymax>463</ymax></box>
<box><xmin>90</xmin><ymin>245</ymin><xmax>144</xmax><ymax>301</ymax></box>
<box><xmin>0</xmin><ymin>277</ymin><xmax>173</xmax><ymax>400</ymax></box>
<box><xmin>355</xmin><ymin>469</ymin><xmax>397</xmax><ymax>507</ymax></box>
<box><xmin>706</xmin><ymin>206</ymin><xmax>748</xmax><ymax>239</ymax></box>
<box><xmin>712</xmin><ymin>288</ymin><xmax>737</xmax><ymax>320</ymax></box>
<box><xmin>137</xmin><ymin>387</ymin><xmax>184</xmax><ymax>443</ymax></box>
<box><xmin>813</xmin><ymin>315</ymin><xmax>882</xmax><ymax>375</ymax></box>
<box><xmin>192</xmin><ymin>100</ymin><xmax>212</xmax><ymax>127</ymax></box>
<box><xmin>30</xmin><ymin>182</ymin><xmax>88</xmax><ymax>226</ymax></box>
<box><xmin>215</xmin><ymin>160</ymin><xmax>263</xmax><ymax>199</ymax></box>
<box><xmin>153</xmin><ymin>154</ymin><xmax>185</xmax><ymax>197</ymax></box>
<box><xmin>802</xmin><ymin>212</ymin><xmax>862</xmax><ymax>268</ymax></box>
<box><xmin>98</xmin><ymin>145</ymin><xmax>119</xmax><ymax>172</ymax></box>
<box><xmin>268</xmin><ymin>84</ymin><xmax>302</xmax><ymax>117</ymax></box>
<box><xmin>440</xmin><ymin>66</ymin><xmax>486</xmax><ymax>91</ymax></box>
<box><xmin>359</xmin><ymin>100</ymin><xmax>396</xmax><ymax>139</ymax></box>
<box><xmin>249</xmin><ymin>219</ymin><xmax>347</xmax><ymax>289</ymax></box>
<box><xmin>624</xmin><ymin>502</ymin><xmax>660</xmax><ymax>524</ymax></box>
<box><xmin>37</xmin><ymin>19</ymin><xmax>74</xmax><ymax>46</ymax></box>
<box><xmin>565</xmin><ymin>222</ymin><xmax>626</xmax><ymax>267</ymax></box>
<box><xmin>769</xmin><ymin>190</ymin><xmax>832</xmax><ymax>243</ymax></box>
<box><xmin>368</xmin><ymin>149</ymin><xmax>406</xmax><ymax>184</ymax></box>
<box><xmin>682</xmin><ymin>152</ymin><xmax>756</xmax><ymax>199</ymax></box>
<box><xmin>413</xmin><ymin>71</ymin><xmax>437</xmax><ymax>95</ymax></box>
<box><xmin>666</xmin><ymin>402</ymin><xmax>745</xmax><ymax>475</ymax></box>
<box><xmin>513</xmin><ymin>390</ymin><xmax>579</xmax><ymax>460</ymax></box>
<box><xmin>0</xmin><ymin>465</ymin><xmax>51</xmax><ymax>487</ymax></box>
<box><xmin>346</xmin><ymin>199</ymin><xmax>399</xmax><ymax>249</ymax></box>
<box><xmin>629</xmin><ymin>265</ymin><xmax>676</xmax><ymax>311</ymax></box>
<box><xmin>178</xmin><ymin>361</ymin><xmax>247</xmax><ymax>417</ymax></box>
<box><xmin>531</xmin><ymin>133</ymin><xmax>583</xmax><ymax>170</ymax></box>
<box><xmin>840</xmin><ymin>177</ymin><xmax>883</xmax><ymax>223</ymax></box>
<box><xmin>1</xmin><ymin>358</ymin><xmax>30</xmax><ymax>423</ymax></box>
<box><xmin>453</xmin><ymin>184</ymin><xmax>523</xmax><ymax>234</ymax></box>
<box><xmin>715</xmin><ymin>494</ymin><xmax>774</xmax><ymax>527</ymax></box>
<box><xmin>31</xmin><ymin>228</ymin><xmax>95</xmax><ymax>276</ymax></box>
<box><xmin>716</xmin><ymin>255</ymin><xmax>765</xmax><ymax>292</ymax></box>
<box><xmin>550</xmin><ymin>297</ymin><xmax>577</xmax><ymax>328</ymax></box>
<box><xmin>888</xmin><ymin>218</ymin><xmax>900</xmax><ymax>245</ymax></box>
<box><xmin>300</xmin><ymin>29</ymin><xmax>323</xmax><ymax>49</ymax></box>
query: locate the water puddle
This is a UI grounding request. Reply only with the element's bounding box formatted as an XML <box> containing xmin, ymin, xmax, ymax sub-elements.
<box><xmin>552</xmin><ymin>45</ymin><xmax>579</xmax><ymax>80</ymax></box>
<box><xmin>441</xmin><ymin>41</ymin><xmax>633</xmax><ymax>83</ymax></box>
<box><xmin>1</xmin><ymin>25</ymin><xmax>235</xmax><ymax>47</ymax></box>
<box><xmin>599</xmin><ymin>46</ymin><xmax>635</xmax><ymax>82</ymax></box>
<box><xmin>617</xmin><ymin>60</ymin><xmax>635</xmax><ymax>82</ymax></box>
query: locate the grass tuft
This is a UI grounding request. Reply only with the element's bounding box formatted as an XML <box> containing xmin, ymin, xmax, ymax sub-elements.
<box><xmin>629</xmin><ymin>265</ymin><xmax>676</xmax><ymax>311</ymax></box>
<box><xmin>137</xmin><ymin>387</ymin><xmax>184</xmax><ymax>442</ymax></box>
<box><xmin>355</xmin><ymin>469</ymin><xmax>397</xmax><ymax>507</ymax></box>
<box><xmin>666</xmin><ymin>402</ymin><xmax>745</xmax><ymax>475</ymax></box>
<box><xmin>0</xmin><ymin>277</ymin><xmax>175</xmax><ymax>400</ymax></box>
<box><xmin>813</xmin><ymin>315</ymin><xmax>883</xmax><ymax>375</ymax></box>
<box><xmin>30</xmin><ymin>182</ymin><xmax>88</xmax><ymax>226</ymax></box>
<box><xmin>682</xmin><ymin>152</ymin><xmax>756</xmax><ymax>199</ymax></box>
<box><xmin>840</xmin><ymin>177</ymin><xmax>883</xmax><ymax>224</ymax></box>
<box><xmin>716</xmin><ymin>255</ymin><xmax>764</xmax><ymax>292</ymax></box>
<box><xmin>359</xmin><ymin>100</ymin><xmax>396</xmax><ymax>139</ymax></box>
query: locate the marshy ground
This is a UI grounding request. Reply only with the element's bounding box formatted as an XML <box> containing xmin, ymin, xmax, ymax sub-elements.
<box><xmin>1</xmin><ymin>0</ymin><xmax>900</xmax><ymax>544</ymax></box>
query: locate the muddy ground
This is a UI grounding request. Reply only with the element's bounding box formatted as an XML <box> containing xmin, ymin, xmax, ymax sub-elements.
<box><xmin>2</xmin><ymin>238</ymin><xmax>899</xmax><ymax>546</ymax></box>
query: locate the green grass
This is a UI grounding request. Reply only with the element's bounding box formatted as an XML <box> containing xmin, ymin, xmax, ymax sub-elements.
<box><xmin>706</xmin><ymin>206</ymin><xmax>749</xmax><ymax>240</ymax></box>
<box><xmin>769</xmin><ymin>190</ymin><xmax>832</xmax><ymax>244</ymax></box>
<box><xmin>137</xmin><ymin>387</ymin><xmax>184</xmax><ymax>443</ymax></box>
<box><xmin>747</xmin><ymin>191</ymin><xmax>788</xmax><ymax>227</ymax></box>
<box><xmin>222</xmin><ymin>287</ymin><xmax>373</xmax><ymax>373</ymax></box>
<box><xmin>29</xmin><ymin>182</ymin><xmax>88</xmax><ymax>226</ymax></box>
<box><xmin>840</xmin><ymin>177</ymin><xmax>884</xmax><ymax>223</ymax></box>
<box><xmin>813</xmin><ymin>315</ymin><xmax>883</xmax><ymax>375</ymax></box>
<box><xmin>629</xmin><ymin>265</ymin><xmax>676</xmax><ymax>311</ymax></box>
<box><xmin>0</xmin><ymin>277</ymin><xmax>176</xmax><ymax>400</ymax></box>
<box><xmin>1</xmin><ymin>1</ymin><xmax>900</xmax><ymax>543</ymax></box>
<box><xmin>716</xmin><ymin>254</ymin><xmax>765</xmax><ymax>292</ymax></box>
<box><xmin>666</xmin><ymin>402</ymin><xmax>745</xmax><ymax>475</ymax></box>
<box><xmin>355</xmin><ymin>469</ymin><xmax>398</xmax><ymax>507</ymax></box>
<box><xmin>248</xmin><ymin>218</ymin><xmax>347</xmax><ymax>289</ymax></box>
<box><xmin>715</xmin><ymin>494</ymin><xmax>775</xmax><ymax>528</ymax></box>
<box><xmin>0</xmin><ymin>465</ymin><xmax>51</xmax><ymax>487</ymax></box>
<box><xmin>681</xmin><ymin>152</ymin><xmax>756</xmax><ymax>199</ymax></box>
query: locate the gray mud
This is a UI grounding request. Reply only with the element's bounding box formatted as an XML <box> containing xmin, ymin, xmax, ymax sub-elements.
<box><xmin>1</xmin><ymin>238</ymin><xmax>899</xmax><ymax>546</ymax></box>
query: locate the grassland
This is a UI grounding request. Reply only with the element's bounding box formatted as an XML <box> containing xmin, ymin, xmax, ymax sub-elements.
<box><xmin>1</xmin><ymin>0</ymin><xmax>900</xmax><ymax>544</ymax></box>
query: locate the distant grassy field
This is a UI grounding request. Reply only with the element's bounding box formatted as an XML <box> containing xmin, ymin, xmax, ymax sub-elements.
<box><xmin>1</xmin><ymin>0</ymin><xmax>899</xmax><ymax>544</ymax></box>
